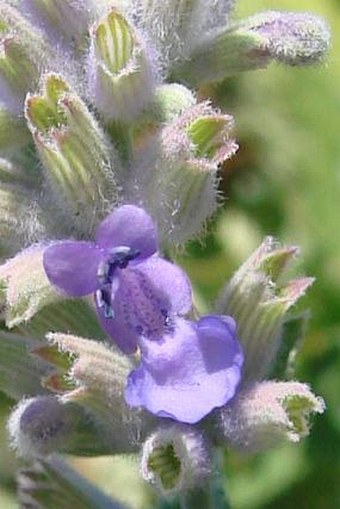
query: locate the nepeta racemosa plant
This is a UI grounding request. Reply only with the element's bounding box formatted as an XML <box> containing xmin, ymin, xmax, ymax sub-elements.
<box><xmin>0</xmin><ymin>0</ymin><xmax>330</xmax><ymax>507</ymax></box>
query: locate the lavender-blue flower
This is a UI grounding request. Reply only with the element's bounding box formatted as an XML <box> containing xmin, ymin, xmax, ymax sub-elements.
<box><xmin>43</xmin><ymin>204</ymin><xmax>244</xmax><ymax>423</ymax></box>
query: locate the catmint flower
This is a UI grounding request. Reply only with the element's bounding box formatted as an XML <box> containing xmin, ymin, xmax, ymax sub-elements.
<box><xmin>44</xmin><ymin>204</ymin><xmax>244</xmax><ymax>423</ymax></box>
<box><xmin>43</xmin><ymin>204</ymin><xmax>192</xmax><ymax>353</ymax></box>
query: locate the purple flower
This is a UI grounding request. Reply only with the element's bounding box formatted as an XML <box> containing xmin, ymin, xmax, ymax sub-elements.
<box><xmin>44</xmin><ymin>204</ymin><xmax>244</xmax><ymax>424</ymax></box>
<box><xmin>43</xmin><ymin>205</ymin><xmax>192</xmax><ymax>353</ymax></box>
<box><xmin>125</xmin><ymin>315</ymin><xmax>244</xmax><ymax>424</ymax></box>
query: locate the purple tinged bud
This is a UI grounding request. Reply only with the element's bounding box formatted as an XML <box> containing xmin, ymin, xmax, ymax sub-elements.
<box><xmin>248</xmin><ymin>11</ymin><xmax>331</xmax><ymax>66</ymax></box>
<box><xmin>141</xmin><ymin>424</ymin><xmax>212</xmax><ymax>494</ymax></box>
<box><xmin>216</xmin><ymin>237</ymin><xmax>314</xmax><ymax>383</ymax></box>
<box><xmin>217</xmin><ymin>381</ymin><xmax>325</xmax><ymax>452</ymax></box>
<box><xmin>7</xmin><ymin>396</ymin><xmax>89</xmax><ymax>457</ymax></box>
<box><xmin>173</xmin><ymin>10</ymin><xmax>330</xmax><ymax>85</ymax></box>
<box><xmin>20</xmin><ymin>0</ymin><xmax>94</xmax><ymax>48</ymax></box>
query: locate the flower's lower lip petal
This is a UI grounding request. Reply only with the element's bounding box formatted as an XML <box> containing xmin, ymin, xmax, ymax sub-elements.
<box><xmin>95</xmin><ymin>300</ymin><xmax>138</xmax><ymax>354</ymax></box>
<box><xmin>124</xmin><ymin>317</ymin><xmax>244</xmax><ymax>424</ymax></box>
<box><xmin>95</xmin><ymin>205</ymin><xmax>158</xmax><ymax>258</ymax></box>
<box><xmin>43</xmin><ymin>241</ymin><xmax>102</xmax><ymax>297</ymax></box>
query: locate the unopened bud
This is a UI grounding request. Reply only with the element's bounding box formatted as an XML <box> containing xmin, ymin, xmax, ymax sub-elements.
<box><xmin>216</xmin><ymin>237</ymin><xmax>314</xmax><ymax>383</ymax></box>
<box><xmin>0</xmin><ymin>4</ymin><xmax>48</xmax><ymax>108</ymax></box>
<box><xmin>47</xmin><ymin>332</ymin><xmax>151</xmax><ymax>452</ymax></box>
<box><xmin>217</xmin><ymin>381</ymin><xmax>325</xmax><ymax>452</ymax></box>
<box><xmin>21</xmin><ymin>0</ymin><xmax>94</xmax><ymax>48</ymax></box>
<box><xmin>8</xmin><ymin>395</ymin><xmax>114</xmax><ymax>457</ymax></box>
<box><xmin>132</xmin><ymin>102</ymin><xmax>237</xmax><ymax>246</ymax></box>
<box><xmin>0</xmin><ymin>245</ymin><xmax>62</xmax><ymax>328</ymax></box>
<box><xmin>26</xmin><ymin>73</ymin><xmax>120</xmax><ymax>237</ymax></box>
<box><xmin>174</xmin><ymin>11</ymin><xmax>330</xmax><ymax>85</ymax></box>
<box><xmin>88</xmin><ymin>9</ymin><xmax>154</xmax><ymax>122</ymax></box>
<box><xmin>141</xmin><ymin>424</ymin><xmax>211</xmax><ymax>494</ymax></box>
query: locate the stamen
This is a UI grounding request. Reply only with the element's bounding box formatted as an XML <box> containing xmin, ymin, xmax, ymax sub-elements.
<box><xmin>95</xmin><ymin>287</ymin><xmax>114</xmax><ymax>319</ymax></box>
<box><xmin>97</xmin><ymin>246</ymin><xmax>140</xmax><ymax>285</ymax></box>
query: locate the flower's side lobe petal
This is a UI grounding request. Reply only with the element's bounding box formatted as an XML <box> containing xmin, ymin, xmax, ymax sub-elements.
<box><xmin>95</xmin><ymin>299</ymin><xmax>138</xmax><ymax>354</ymax></box>
<box><xmin>43</xmin><ymin>241</ymin><xmax>102</xmax><ymax>297</ymax></box>
<box><xmin>125</xmin><ymin>317</ymin><xmax>244</xmax><ymax>424</ymax></box>
<box><xmin>135</xmin><ymin>256</ymin><xmax>192</xmax><ymax>315</ymax></box>
<box><xmin>95</xmin><ymin>205</ymin><xmax>158</xmax><ymax>257</ymax></box>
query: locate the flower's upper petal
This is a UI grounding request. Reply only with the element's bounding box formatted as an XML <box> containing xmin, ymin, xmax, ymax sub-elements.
<box><xmin>43</xmin><ymin>241</ymin><xmax>102</xmax><ymax>297</ymax></box>
<box><xmin>95</xmin><ymin>205</ymin><xmax>158</xmax><ymax>257</ymax></box>
<box><xmin>125</xmin><ymin>316</ymin><xmax>244</xmax><ymax>424</ymax></box>
<box><xmin>134</xmin><ymin>256</ymin><xmax>192</xmax><ymax>315</ymax></box>
<box><xmin>95</xmin><ymin>297</ymin><xmax>138</xmax><ymax>354</ymax></box>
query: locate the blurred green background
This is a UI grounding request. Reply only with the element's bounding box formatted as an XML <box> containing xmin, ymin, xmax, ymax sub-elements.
<box><xmin>1</xmin><ymin>0</ymin><xmax>339</xmax><ymax>507</ymax></box>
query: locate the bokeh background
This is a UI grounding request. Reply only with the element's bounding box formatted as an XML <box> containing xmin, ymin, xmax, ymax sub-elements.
<box><xmin>0</xmin><ymin>0</ymin><xmax>339</xmax><ymax>507</ymax></box>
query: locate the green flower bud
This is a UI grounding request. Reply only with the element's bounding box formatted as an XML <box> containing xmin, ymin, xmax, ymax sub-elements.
<box><xmin>0</xmin><ymin>244</ymin><xmax>62</xmax><ymax>328</ymax></box>
<box><xmin>216</xmin><ymin>237</ymin><xmax>314</xmax><ymax>383</ymax></box>
<box><xmin>89</xmin><ymin>9</ymin><xmax>154</xmax><ymax>122</ymax></box>
<box><xmin>131</xmin><ymin>102</ymin><xmax>237</xmax><ymax>246</ymax></box>
<box><xmin>141</xmin><ymin>424</ymin><xmax>211</xmax><ymax>495</ymax></box>
<box><xmin>217</xmin><ymin>381</ymin><xmax>325</xmax><ymax>452</ymax></box>
<box><xmin>26</xmin><ymin>73</ymin><xmax>120</xmax><ymax>237</ymax></box>
<box><xmin>0</xmin><ymin>4</ymin><xmax>49</xmax><ymax>106</ymax></box>
<box><xmin>47</xmin><ymin>332</ymin><xmax>153</xmax><ymax>452</ymax></box>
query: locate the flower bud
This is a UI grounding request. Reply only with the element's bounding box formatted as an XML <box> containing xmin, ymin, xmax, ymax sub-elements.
<box><xmin>0</xmin><ymin>4</ymin><xmax>48</xmax><ymax>109</ymax></box>
<box><xmin>141</xmin><ymin>424</ymin><xmax>211</xmax><ymax>494</ymax></box>
<box><xmin>88</xmin><ymin>9</ymin><xmax>154</xmax><ymax>122</ymax></box>
<box><xmin>136</xmin><ymin>0</ymin><xmax>235</xmax><ymax>71</ymax></box>
<box><xmin>8</xmin><ymin>395</ymin><xmax>114</xmax><ymax>457</ymax></box>
<box><xmin>25</xmin><ymin>73</ymin><xmax>120</xmax><ymax>237</ymax></box>
<box><xmin>173</xmin><ymin>11</ymin><xmax>330</xmax><ymax>85</ymax></box>
<box><xmin>216</xmin><ymin>237</ymin><xmax>314</xmax><ymax>383</ymax></box>
<box><xmin>132</xmin><ymin>102</ymin><xmax>237</xmax><ymax>246</ymax></box>
<box><xmin>217</xmin><ymin>381</ymin><xmax>325</xmax><ymax>452</ymax></box>
<box><xmin>0</xmin><ymin>244</ymin><xmax>62</xmax><ymax>328</ymax></box>
<box><xmin>47</xmin><ymin>332</ymin><xmax>152</xmax><ymax>452</ymax></box>
<box><xmin>20</xmin><ymin>0</ymin><xmax>94</xmax><ymax>49</ymax></box>
<box><xmin>132</xmin><ymin>83</ymin><xmax>196</xmax><ymax>148</ymax></box>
